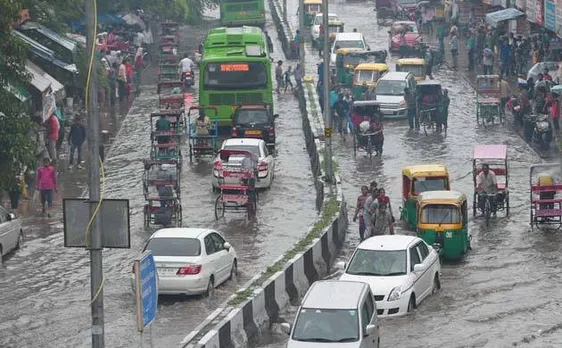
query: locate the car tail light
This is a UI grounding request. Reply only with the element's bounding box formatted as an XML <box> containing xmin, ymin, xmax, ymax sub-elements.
<box><xmin>214</xmin><ymin>159</ymin><xmax>223</xmax><ymax>171</ymax></box>
<box><xmin>268</xmin><ymin>126</ymin><xmax>275</xmax><ymax>137</ymax></box>
<box><xmin>258</xmin><ymin>161</ymin><xmax>268</xmax><ymax>172</ymax></box>
<box><xmin>177</xmin><ymin>264</ymin><xmax>202</xmax><ymax>275</ymax></box>
<box><xmin>231</xmin><ymin>127</ymin><xmax>238</xmax><ymax>137</ymax></box>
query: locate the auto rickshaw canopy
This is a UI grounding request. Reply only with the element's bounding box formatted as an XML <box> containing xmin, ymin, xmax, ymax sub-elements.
<box><xmin>402</xmin><ymin>164</ymin><xmax>449</xmax><ymax>179</ymax></box>
<box><xmin>355</xmin><ymin>63</ymin><xmax>389</xmax><ymax>72</ymax></box>
<box><xmin>304</xmin><ymin>0</ymin><xmax>322</xmax><ymax>5</ymax></box>
<box><xmin>396</xmin><ymin>58</ymin><xmax>426</xmax><ymax>66</ymax></box>
<box><xmin>418</xmin><ymin>190</ymin><xmax>467</xmax><ymax>205</ymax></box>
<box><xmin>353</xmin><ymin>63</ymin><xmax>389</xmax><ymax>87</ymax></box>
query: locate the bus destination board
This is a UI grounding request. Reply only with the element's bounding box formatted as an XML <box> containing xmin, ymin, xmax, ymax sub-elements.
<box><xmin>220</xmin><ymin>63</ymin><xmax>250</xmax><ymax>72</ymax></box>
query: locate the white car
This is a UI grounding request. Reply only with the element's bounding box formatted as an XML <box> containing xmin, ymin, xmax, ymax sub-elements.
<box><xmin>330</xmin><ymin>32</ymin><xmax>370</xmax><ymax>67</ymax></box>
<box><xmin>132</xmin><ymin>228</ymin><xmax>238</xmax><ymax>296</ymax></box>
<box><xmin>310</xmin><ymin>13</ymin><xmax>340</xmax><ymax>42</ymax></box>
<box><xmin>212</xmin><ymin>138</ymin><xmax>275</xmax><ymax>190</ymax></box>
<box><xmin>0</xmin><ymin>207</ymin><xmax>23</xmax><ymax>262</ymax></box>
<box><xmin>338</xmin><ymin>235</ymin><xmax>441</xmax><ymax>317</ymax></box>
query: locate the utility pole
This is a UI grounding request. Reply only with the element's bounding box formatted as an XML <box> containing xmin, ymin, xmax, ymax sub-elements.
<box><xmin>322</xmin><ymin>0</ymin><xmax>333</xmax><ymax>193</ymax></box>
<box><xmin>283</xmin><ymin>0</ymin><xmax>287</xmax><ymax>23</ymax></box>
<box><xmin>298</xmin><ymin>0</ymin><xmax>305</xmax><ymax>68</ymax></box>
<box><xmin>86</xmin><ymin>0</ymin><xmax>105</xmax><ymax>345</ymax></box>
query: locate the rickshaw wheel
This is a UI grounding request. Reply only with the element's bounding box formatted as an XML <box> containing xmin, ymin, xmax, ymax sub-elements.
<box><xmin>144</xmin><ymin>205</ymin><xmax>150</xmax><ymax>227</ymax></box>
<box><xmin>189</xmin><ymin>145</ymin><xmax>193</xmax><ymax>163</ymax></box>
<box><xmin>505</xmin><ymin>196</ymin><xmax>509</xmax><ymax>215</ymax></box>
<box><xmin>247</xmin><ymin>199</ymin><xmax>257</xmax><ymax>219</ymax></box>
<box><xmin>352</xmin><ymin>134</ymin><xmax>357</xmax><ymax>157</ymax></box>
<box><xmin>472</xmin><ymin>195</ymin><xmax>477</xmax><ymax>217</ymax></box>
<box><xmin>214</xmin><ymin>195</ymin><xmax>225</xmax><ymax>220</ymax></box>
<box><xmin>177</xmin><ymin>204</ymin><xmax>183</xmax><ymax>226</ymax></box>
<box><xmin>484</xmin><ymin>200</ymin><xmax>491</xmax><ymax>226</ymax></box>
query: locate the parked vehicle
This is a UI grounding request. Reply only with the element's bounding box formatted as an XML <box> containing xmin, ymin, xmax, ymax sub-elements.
<box><xmin>476</xmin><ymin>75</ymin><xmax>502</xmax><ymax>125</ymax></box>
<box><xmin>281</xmin><ymin>280</ymin><xmax>380</xmax><ymax>347</ymax></box>
<box><xmin>338</xmin><ymin>235</ymin><xmax>441</xmax><ymax>317</ymax></box>
<box><xmin>0</xmin><ymin>207</ymin><xmax>23</xmax><ymax>263</ymax></box>
<box><xmin>375</xmin><ymin>71</ymin><xmax>416</xmax><ymax>119</ymax></box>
<box><xmin>131</xmin><ymin>228</ymin><xmax>237</xmax><ymax>296</ymax></box>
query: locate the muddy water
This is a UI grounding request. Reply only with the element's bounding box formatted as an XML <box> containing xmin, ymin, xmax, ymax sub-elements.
<box><xmin>0</xmin><ymin>10</ymin><xmax>318</xmax><ymax>347</ymax></box>
<box><xmin>254</xmin><ymin>1</ymin><xmax>562</xmax><ymax>347</ymax></box>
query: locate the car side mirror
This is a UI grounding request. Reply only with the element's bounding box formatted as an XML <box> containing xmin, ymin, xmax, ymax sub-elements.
<box><xmin>432</xmin><ymin>243</ymin><xmax>441</xmax><ymax>251</ymax></box>
<box><xmin>273</xmin><ymin>114</ymin><xmax>279</xmax><ymax>118</ymax></box>
<box><xmin>223</xmin><ymin>242</ymin><xmax>231</xmax><ymax>251</ymax></box>
<box><xmin>8</xmin><ymin>213</ymin><xmax>15</xmax><ymax>221</ymax></box>
<box><xmin>364</xmin><ymin>324</ymin><xmax>376</xmax><ymax>336</ymax></box>
<box><xmin>280</xmin><ymin>322</ymin><xmax>291</xmax><ymax>334</ymax></box>
<box><xmin>367</xmin><ymin>46</ymin><xmax>371</xmax><ymax>51</ymax></box>
<box><xmin>413</xmin><ymin>264</ymin><xmax>424</xmax><ymax>273</ymax></box>
<box><xmin>335</xmin><ymin>261</ymin><xmax>346</xmax><ymax>270</ymax></box>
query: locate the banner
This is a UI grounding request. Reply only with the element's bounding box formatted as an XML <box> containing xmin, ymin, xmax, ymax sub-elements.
<box><xmin>537</xmin><ymin>0</ymin><xmax>544</xmax><ymax>24</ymax></box>
<box><xmin>545</xmin><ymin>0</ymin><xmax>556</xmax><ymax>31</ymax></box>
<box><xmin>556</xmin><ymin>0</ymin><xmax>562</xmax><ymax>35</ymax></box>
<box><xmin>527</xmin><ymin>0</ymin><xmax>537</xmax><ymax>22</ymax></box>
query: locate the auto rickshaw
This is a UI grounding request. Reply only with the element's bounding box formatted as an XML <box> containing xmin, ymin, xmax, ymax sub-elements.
<box><xmin>396</xmin><ymin>58</ymin><xmax>426</xmax><ymax>81</ymax></box>
<box><xmin>417</xmin><ymin>190</ymin><xmax>470</xmax><ymax>261</ymax></box>
<box><xmin>334</xmin><ymin>48</ymin><xmax>370</xmax><ymax>87</ymax></box>
<box><xmin>352</xmin><ymin>63</ymin><xmax>389</xmax><ymax>99</ymax></box>
<box><xmin>302</xmin><ymin>0</ymin><xmax>323</xmax><ymax>26</ymax></box>
<box><xmin>400</xmin><ymin>164</ymin><xmax>451</xmax><ymax>229</ymax></box>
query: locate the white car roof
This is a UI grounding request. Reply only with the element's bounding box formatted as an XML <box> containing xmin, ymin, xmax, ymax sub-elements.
<box><xmin>222</xmin><ymin>138</ymin><xmax>263</xmax><ymax>147</ymax></box>
<box><xmin>151</xmin><ymin>228</ymin><xmax>211</xmax><ymax>239</ymax></box>
<box><xmin>334</xmin><ymin>32</ymin><xmax>364</xmax><ymax>41</ymax></box>
<box><xmin>379</xmin><ymin>71</ymin><xmax>411</xmax><ymax>80</ymax></box>
<box><xmin>358</xmin><ymin>235</ymin><xmax>419</xmax><ymax>251</ymax></box>
<box><xmin>302</xmin><ymin>280</ymin><xmax>368</xmax><ymax>309</ymax></box>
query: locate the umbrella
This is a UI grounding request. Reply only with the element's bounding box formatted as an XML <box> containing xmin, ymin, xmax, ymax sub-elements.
<box><xmin>535</xmin><ymin>80</ymin><xmax>555</xmax><ymax>91</ymax></box>
<box><xmin>121</xmin><ymin>13</ymin><xmax>146</xmax><ymax>30</ymax></box>
<box><xmin>517</xmin><ymin>78</ymin><xmax>527</xmax><ymax>86</ymax></box>
<box><xmin>551</xmin><ymin>85</ymin><xmax>562</xmax><ymax>94</ymax></box>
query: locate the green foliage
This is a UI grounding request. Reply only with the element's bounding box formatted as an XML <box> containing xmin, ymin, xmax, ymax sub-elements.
<box><xmin>0</xmin><ymin>0</ymin><xmax>37</xmax><ymax>191</ymax></box>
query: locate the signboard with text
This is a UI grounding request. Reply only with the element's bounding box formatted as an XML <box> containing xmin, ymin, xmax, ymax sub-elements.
<box><xmin>545</xmin><ymin>0</ymin><xmax>556</xmax><ymax>31</ymax></box>
<box><xmin>556</xmin><ymin>0</ymin><xmax>562</xmax><ymax>34</ymax></box>
<box><xmin>134</xmin><ymin>251</ymin><xmax>158</xmax><ymax>332</ymax></box>
<box><xmin>537</xmin><ymin>0</ymin><xmax>544</xmax><ymax>25</ymax></box>
<box><xmin>527</xmin><ymin>0</ymin><xmax>537</xmax><ymax>22</ymax></box>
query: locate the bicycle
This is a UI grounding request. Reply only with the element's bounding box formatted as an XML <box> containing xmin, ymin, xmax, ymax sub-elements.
<box><xmin>419</xmin><ymin>107</ymin><xmax>437</xmax><ymax>135</ymax></box>
<box><xmin>478</xmin><ymin>192</ymin><xmax>497</xmax><ymax>226</ymax></box>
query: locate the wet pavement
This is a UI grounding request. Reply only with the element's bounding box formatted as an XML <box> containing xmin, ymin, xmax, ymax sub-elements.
<box><xmin>255</xmin><ymin>1</ymin><xmax>562</xmax><ymax>347</ymax></box>
<box><xmin>0</xmin><ymin>12</ymin><xmax>317</xmax><ymax>348</ymax></box>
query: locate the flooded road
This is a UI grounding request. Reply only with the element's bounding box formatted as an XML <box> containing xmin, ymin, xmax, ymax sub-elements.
<box><xmin>255</xmin><ymin>1</ymin><xmax>562</xmax><ymax>347</ymax></box>
<box><xmin>0</xmin><ymin>10</ymin><xmax>317</xmax><ymax>348</ymax></box>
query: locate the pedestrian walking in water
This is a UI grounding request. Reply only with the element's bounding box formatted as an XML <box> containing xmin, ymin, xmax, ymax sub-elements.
<box><xmin>68</xmin><ymin>116</ymin><xmax>86</xmax><ymax>169</ymax></box>
<box><xmin>353</xmin><ymin>186</ymin><xmax>370</xmax><ymax>240</ymax></box>
<box><xmin>36</xmin><ymin>158</ymin><xmax>57</xmax><ymax>218</ymax></box>
<box><xmin>294</xmin><ymin>63</ymin><xmax>303</xmax><ymax>90</ymax></box>
<box><xmin>284</xmin><ymin>66</ymin><xmax>294</xmax><ymax>93</ymax></box>
<box><xmin>275</xmin><ymin>60</ymin><xmax>284</xmax><ymax>93</ymax></box>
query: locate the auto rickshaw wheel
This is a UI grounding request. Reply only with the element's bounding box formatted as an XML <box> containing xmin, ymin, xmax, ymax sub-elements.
<box><xmin>505</xmin><ymin>196</ymin><xmax>510</xmax><ymax>215</ymax></box>
<box><xmin>472</xmin><ymin>194</ymin><xmax>477</xmax><ymax>217</ymax></box>
<box><xmin>214</xmin><ymin>195</ymin><xmax>225</xmax><ymax>220</ymax></box>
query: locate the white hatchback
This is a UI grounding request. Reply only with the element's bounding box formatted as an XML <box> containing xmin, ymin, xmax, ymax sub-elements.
<box><xmin>310</xmin><ymin>13</ymin><xmax>340</xmax><ymax>42</ymax></box>
<box><xmin>0</xmin><ymin>207</ymin><xmax>23</xmax><ymax>262</ymax></box>
<box><xmin>132</xmin><ymin>228</ymin><xmax>238</xmax><ymax>296</ymax></box>
<box><xmin>338</xmin><ymin>235</ymin><xmax>441</xmax><ymax>317</ymax></box>
<box><xmin>212</xmin><ymin>138</ymin><xmax>275</xmax><ymax>190</ymax></box>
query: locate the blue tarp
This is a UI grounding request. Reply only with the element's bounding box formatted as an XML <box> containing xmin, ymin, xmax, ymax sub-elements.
<box><xmin>69</xmin><ymin>13</ymin><xmax>125</xmax><ymax>31</ymax></box>
<box><xmin>485</xmin><ymin>8</ymin><xmax>525</xmax><ymax>28</ymax></box>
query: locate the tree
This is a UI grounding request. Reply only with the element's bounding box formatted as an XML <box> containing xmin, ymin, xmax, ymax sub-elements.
<box><xmin>0</xmin><ymin>0</ymin><xmax>37</xmax><ymax>192</ymax></box>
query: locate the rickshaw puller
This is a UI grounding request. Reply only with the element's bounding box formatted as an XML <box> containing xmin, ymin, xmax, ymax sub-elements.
<box><xmin>476</xmin><ymin>164</ymin><xmax>502</xmax><ymax>215</ymax></box>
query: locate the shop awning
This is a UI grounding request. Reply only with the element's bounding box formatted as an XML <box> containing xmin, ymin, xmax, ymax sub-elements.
<box><xmin>25</xmin><ymin>61</ymin><xmax>52</xmax><ymax>93</ymax></box>
<box><xmin>26</xmin><ymin>61</ymin><xmax>65</xmax><ymax>100</ymax></box>
<box><xmin>485</xmin><ymin>8</ymin><xmax>525</xmax><ymax>27</ymax></box>
<box><xmin>4</xmin><ymin>84</ymin><xmax>31</xmax><ymax>103</ymax></box>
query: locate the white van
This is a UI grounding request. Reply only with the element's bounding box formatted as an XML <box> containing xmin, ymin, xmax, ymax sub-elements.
<box><xmin>375</xmin><ymin>71</ymin><xmax>416</xmax><ymax>119</ymax></box>
<box><xmin>330</xmin><ymin>32</ymin><xmax>369</xmax><ymax>67</ymax></box>
<box><xmin>281</xmin><ymin>280</ymin><xmax>380</xmax><ymax>347</ymax></box>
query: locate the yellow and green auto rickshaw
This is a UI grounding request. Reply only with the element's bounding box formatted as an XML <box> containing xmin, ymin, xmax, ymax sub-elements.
<box><xmin>334</xmin><ymin>48</ymin><xmax>369</xmax><ymax>87</ymax></box>
<box><xmin>352</xmin><ymin>63</ymin><xmax>389</xmax><ymax>99</ymax></box>
<box><xmin>302</xmin><ymin>0</ymin><xmax>323</xmax><ymax>26</ymax></box>
<box><xmin>396</xmin><ymin>58</ymin><xmax>427</xmax><ymax>81</ymax></box>
<box><xmin>417</xmin><ymin>190</ymin><xmax>470</xmax><ymax>261</ymax></box>
<box><xmin>400</xmin><ymin>164</ymin><xmax>450</xmax><ymax>229</ymax></box>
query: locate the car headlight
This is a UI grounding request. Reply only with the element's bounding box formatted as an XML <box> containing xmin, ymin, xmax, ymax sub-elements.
<box><xmin>398</xmin><ymin>100</ymin><xmax>407</xmax><ymax>107</ymax></box>
<box><xmin>388</xmin><ymin>286</ymin><xmax>403</xmax><ymax>301</ymax></box>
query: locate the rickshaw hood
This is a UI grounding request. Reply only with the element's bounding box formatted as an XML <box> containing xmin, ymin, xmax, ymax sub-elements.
<box><xmin>339</xmin><ymin>273</ymin><xmax>410</xmax><ymax>296</ymax></box>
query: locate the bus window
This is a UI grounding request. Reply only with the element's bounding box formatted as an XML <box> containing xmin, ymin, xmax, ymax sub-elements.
<box><xmin>204</xmin><ymin>62</ymin><xmax>267</xmax><ymax>89</ymax></box>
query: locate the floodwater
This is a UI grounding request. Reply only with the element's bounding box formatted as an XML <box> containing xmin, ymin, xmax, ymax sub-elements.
<box><xmin>256</xmin><ymin>1</ymin><xmax>562</xmax><ymax>347</ymax></box>
<box><xmin>0</xmin><ymin>11</ymin><xmax>317</xmax><ymax>348</ymax></box>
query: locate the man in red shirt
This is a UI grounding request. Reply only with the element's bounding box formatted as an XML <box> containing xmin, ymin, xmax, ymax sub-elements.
<box><xmin>46</xmin><ymin>113</ymin><xmax>60</xmax><ymax>164</ymax></box>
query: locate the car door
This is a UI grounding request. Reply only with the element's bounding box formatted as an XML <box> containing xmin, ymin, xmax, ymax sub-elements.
<box><xmin>415</xmin><ymin>241</ymin><xmax>434</xmax><ymax>300</ymax></box>
<box><xmin>210</xmin><ymin>232</ymin><xmax>231</xmax><ymax>283</ymax></box>
<box><xmin>0</xmin><ymin>207</ymin><xmax>17</xmax><ymax>255</ymax></box>
<box><xmin>261</xmin><ymin>142</ymin><xmax>274</xmax><ymax>183</ymax></box>
<box><xmin>408</xmin><ymin>244</ymin><xmax>423</xmax><ymax>303</ymax></box>
<box><xmin>203</xmin><ymin>234</ymin><xmax>221</xmax><ymax>281</ymax></box>
<box><xmin>361</xmin><ymin>292</ymin><xmax>379</xmax><ymax>347</ymax></box>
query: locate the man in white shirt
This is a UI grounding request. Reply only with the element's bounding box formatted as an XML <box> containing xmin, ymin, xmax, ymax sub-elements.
<box><xmin>476</xmin><ymin>164</ymin><xmax>498</xmax><ymax>214</ymax></box>
<box><xmin>179</xmin><ymin>54</ymin><xmax>195</xmax><ymax>79</ymax></box>
<box><xmin>134</xmin><ymin>31</ymin><xmax>145</xmax><ymax>48</ymax></box>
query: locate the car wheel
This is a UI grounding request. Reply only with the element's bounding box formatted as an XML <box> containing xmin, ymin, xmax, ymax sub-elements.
<box><xmin>431</xmin><ymin>274</ymin><xmax>441</xmax><ymax>294</ymax></box>
<box><xmin>15</xmin><ymin>231</ymin><xmax>23</xmax><ymax>250</ymax></box>
<box><xmin>229</xmin><ymin>259</ymin><xmax>238</xmax><ymax>280</ymax></box>
<box><xmin>204</xmin><ymin>276</ymin><xmax>215</xmax><ymax>298</ymax></box>
<box><xmin>0</xmin><ymin>245</ymin><xmax>3</xmax><ymax>266</ymax></box>
<box><xmin>407</xmin><ymin>295</ymin><xmax>416</xmax><ymax>312</ymax></box>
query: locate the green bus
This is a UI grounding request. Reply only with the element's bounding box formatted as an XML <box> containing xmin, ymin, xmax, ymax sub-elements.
<box><xmin>220</xmin><ymin>0</ymin><xmax>266</xmax><ymax>27</ymax></box>
<box><xmin>199</xmin><ymin>26</ymin><xmax>273</xmax><ymax>127</ymax></box>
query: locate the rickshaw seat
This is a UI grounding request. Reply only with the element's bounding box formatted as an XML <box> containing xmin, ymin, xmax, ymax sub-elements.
<box><xmin>219</xmin><ymin>184</ymin><xmax>249</xmax><ymax>191</ymax></box>
<box><xmin>532</xmin><ymin>199</ymin><xmax>562</xmax><ymax>204</ymax></box>
<box><xmin>478</xmin><ymin>98</ymin><xmax>500</xmax><ymax>104</ymax></box>
<box><xmin>534</xmin><ymin>208</ymin><xmax>562</xmax><ymax>217</ymax></box>
<box><xmin>475</xmin><ymin>168</ymin><xmax>506</xmax><ymax>176</ymax></box>
<box><xmin>497</xmin><ymin>183</ymin><xmax>506</xmax><ymax>190</ymax></box>
<box><xmin>531</xmin><ymin>184</ymin><xmax>562</xmax><ymax>192</ymax></box>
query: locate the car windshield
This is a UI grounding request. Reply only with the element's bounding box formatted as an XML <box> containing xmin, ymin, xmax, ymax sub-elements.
<box><xmin>413</xmin><ymin>177</ymin><xmax>447</xmax><ymax>195</ymax></box>
<box><xmin>223</xmin><ymin>144</ymin><xmax>260</xmax><ymax>157</ymax></box>
<box><xmin>346</xmin><ymin>249</ymin><xmax>407</xmax><ymax>276</ymax></box>
<box><xmin>235</xmin><ymin>110</ymin><xmax>270</xmax><ymax>125</ymax></box>
<box><xmin>144</xmin><ymin>237</ymin><xmax>201</xmax><ymax>256</ymax></box>
<box><xmin>292</xmin><ymin>308</ymin><xmax>359</xmax><ymax>342</ymax></box>
<box><xmin>334</xmin><ymin>40</ymin><xmax>365</xmax><ymax>50</ymax></box>
<box><xmin>356</xmin><ymin>70</ymin><xmax>384</xmax><ymax>83</ymax></box>
<box><xmin>421</xmin><ymin>204</ymin><xmax>461</xmax><ymax>224</ymax></box>
<box><xmin>376</xmin><ymin>80</ymin><xmax>406</xmax><ymax>95</ymax></box>
<box><xmin>400</xmin><ymin>65</ymin><xmax>424</xmax><ymax>77</ymax></box>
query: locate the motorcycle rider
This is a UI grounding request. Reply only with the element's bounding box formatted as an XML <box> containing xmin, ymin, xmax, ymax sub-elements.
<box><xmin>179</xmin><ymin>53</ymin><xmax>195</xmax><ymax>84</ymax></box>
<box><xmin>476</xmin><ymin>164</ymin><xmax>498</xmax><ymax>216</ymax></box>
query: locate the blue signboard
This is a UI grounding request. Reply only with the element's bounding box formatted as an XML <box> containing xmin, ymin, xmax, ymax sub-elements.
<box><xmin>140</xmin><ymin>251</ymin><xmax>158</xmax><ymax>330</ymax></box>
<box><xmin>545</xmin><ymin>0</ymin><xmax>556</xmax><ymax>32</ymax></box>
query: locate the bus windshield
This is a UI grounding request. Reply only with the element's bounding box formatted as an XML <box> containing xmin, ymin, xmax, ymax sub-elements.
<box><xmin>204</xmin><ymin>62</ymin><xmax>267</xmax><ymax>89</ymax></box>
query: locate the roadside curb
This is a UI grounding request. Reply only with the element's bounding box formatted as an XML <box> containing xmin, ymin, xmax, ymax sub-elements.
<box><xmin>178</xmin><ymin>3</ymin><xmax>348</xmax><ymax>347</ymax></box>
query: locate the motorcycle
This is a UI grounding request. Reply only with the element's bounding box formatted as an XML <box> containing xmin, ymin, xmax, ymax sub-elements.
<box><xmin>533</xmin><ymin>114</ymin><xmax>553</xmax><ymax>151</ymax></box>
<box><xmin>182</xmin><ymin>70</ymin><xmax>194</xmax><ymax>89</ymax></box>
<box><xmin>506</xmin><ymin>96</ymin><xmax>523</xmax><ymax>127</ymax></box>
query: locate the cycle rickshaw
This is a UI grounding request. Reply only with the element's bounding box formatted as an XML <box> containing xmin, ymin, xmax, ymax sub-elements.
<box><xmin>472</xmin><ymin>144</ymin><xmax>510</xmax><ymax>226</ymax></box>
<box><xmin>530</xmin><ymin>163</ymin><xmax>562</xmax><ymax>230</ymax></box>
<box><xmin>476</xmin><ymin>75</ymin><xmax>502</xmax><ymax>126</ymax></box>
<box><xmin>350</xmin><ymin>100</ymin><xmax>383</xmax><ymax>161</ymax></box>
<box><xmin>142</xmin><ymin>159</ymin><xmax>182</xmax><ymax>227</ymax></box>
<box><xmin>416</xmin><ymin>80</ymin><xmax>442</xmax><ymax>135</ymax></box>
<box><xmin>157</xmin><ymin>81</ymin><xmax>184</xmax><ymax>110</ymax></box>
<box><xmin>214</xmin><ymin>149</ymin><xmax>259</xmax><ymax>220</ymax></box>
<box><xmin>150</xmin><ymin>110</ymin><xmax>186</xmax><ymax>162</ymax></box>
<box><xmin>187</xmin><ymin>105</ymin><xmax>219</xmax><ymax>163</ymax></box>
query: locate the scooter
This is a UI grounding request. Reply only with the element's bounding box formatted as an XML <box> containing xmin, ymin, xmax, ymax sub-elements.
<box><xmin>532</xmin><ymin>114</ymin><xmax>553</xmax><ymax>151</ymax></box>
<box><xmin>182</xmin><ymin>70</ymin><xmax>194</xmax><ymax>89</ymax></box>
<box><xmin>506</xmin><ymin>96</ymin><xmax>523</xmax><ymax>127</ymax></box>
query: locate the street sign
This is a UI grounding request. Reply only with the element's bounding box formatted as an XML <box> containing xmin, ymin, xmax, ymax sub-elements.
<box><xmin>134</xmin><ymin>251</ymin><xmax>158</xmax><ymax>332</ymax></box>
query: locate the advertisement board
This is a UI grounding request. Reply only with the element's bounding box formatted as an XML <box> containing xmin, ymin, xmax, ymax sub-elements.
<box><xmin>537</xmin><ymin>0</ymin><xmax>544</xmax><ymax>24</ymax></box>
<box><xmin>545</xmin><ymin>0</ymin><xmax>556</xmax><ymax>31</ymax></box>
<box><xmin>527</xmin><ymin>0</ymin><xmax>537</xmax><ymax>22</ymax></box>
<box><xmin>556</xmin><ymin>0</ymin><xmax>562</xmax><ymax>34</ymax></box>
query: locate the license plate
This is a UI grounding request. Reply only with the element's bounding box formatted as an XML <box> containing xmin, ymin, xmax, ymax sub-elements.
<box><xmin>246</xmin><ymin>129</ymin><xmax>261</xmax><ymax>135</ymax></box>
<box><xmin>445</xmin><ymin>231</ymin><xmax>453</xmax><ymax>239</ymax></box>
<box><xmin>158</xmin><ymin>267</ymin><xmax>176</xmax><ymax>274</ymax></box>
